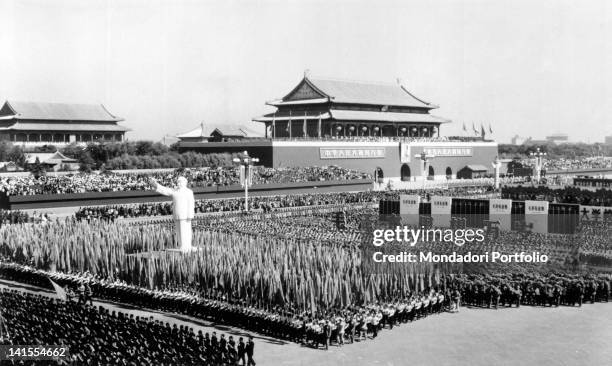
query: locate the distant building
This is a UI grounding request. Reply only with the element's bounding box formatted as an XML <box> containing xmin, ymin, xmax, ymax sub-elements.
<box><xmin>524</xmin><ymin>139</ymin><xmax>549</xmax><ymax>145</ymax></box>
<box><xmin>0</xmin><ymin>100</ymin><xmax>129</xmax><ymax>146</ymax></box>
<box><xmin>0</xmin><ymin>161</ymin><xmax>19</xmax><ymax>172</ymax></box>
<box><xmin>511</xmin><ymin>135</ymin><xmax>530</xmax><ymax>145</ymax></box>
<box><xmin>605</xmin><ymin>136</ymin><xmax>612</xmax><ymax>146</ymax></box>
<box><xmin>176</xmin><ymin>124</ymin><xmax>263</xmax><ymax>143</ymax></box>
<box><xmin>25</xmin><ymin>151</ymin><xmax>79</xmax><ymax>171</ymax></box>
<box><xmin>457</xmin><ymin>165</ymin><xmax>489</xmax><ymax>179</ymax></box>
<box><xmin>545</xmin><ymin>133</ymin><xmax>568</xmax><ymax>144</ymax></box>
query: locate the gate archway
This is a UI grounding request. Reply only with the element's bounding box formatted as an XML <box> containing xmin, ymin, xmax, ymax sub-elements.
<box><xmin>401</xmin><ymin>164</ymin><xmax>411</xmax><ymax>181</ymax></box>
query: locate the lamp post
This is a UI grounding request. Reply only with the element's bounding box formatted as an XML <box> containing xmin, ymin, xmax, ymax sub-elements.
<box><xmin>529</xmin><ymin>148</ymin><xmax>546</xmax><ymax>184</ymax></box>
<box><xmin>233</xmin><ymin>151</ymin><xmax>259</xmax><ymax>212</ymax></box>
<box><xmin>415</xmin><ymin>151</ymin><xmax>435</xmax><ymax>190</ymax></box>
<box><xmin>492</xmin><ymin>156</ymin><xmax>502</xmax><ymax>190</ymax></box>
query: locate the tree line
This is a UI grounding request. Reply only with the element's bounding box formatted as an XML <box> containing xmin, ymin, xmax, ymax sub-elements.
<box><xmin>498</xmin><ymin>142</ymin><xmax>611</xmax><ymax>159</ymax></box>
<box><xmin>0</xmin><ymin>140</ymin><xmax>236</xmax><ymax>173</ymax></box>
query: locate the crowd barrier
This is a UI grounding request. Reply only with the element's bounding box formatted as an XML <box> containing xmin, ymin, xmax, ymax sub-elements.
<box><xmin>379</xmin><ymin>196</ymin><xmax>584</xmax><ymax>234</ymax></box>
<box><xmin>0</xmin><ymin>179</ymin><xmax>374</xmax><ymax>210</ymax></box>
<box><xmin>124</xmin><ymin>203</ymin><xmax>376</xmax><ymax>225</ymax></box>
<box><xmin>374</xmin><ymin>177</ymin><xmax>526</xmax><ymax>191</ymax></box>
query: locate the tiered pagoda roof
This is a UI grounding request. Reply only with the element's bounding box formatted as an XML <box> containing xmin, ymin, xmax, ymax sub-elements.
<box><xmin>268</xmin><ymin>76</ymin><xmax>438</xmax><ymax>109</ymax></box>
<box><xmin>0</xmin><ymin>100</ymin><xmax>129</xmax><ymax>132</ymax></box>
<box><xmin>254</xmin><ymin>75</ymin><xmax>450</xmax><ymax>125</ymax></box>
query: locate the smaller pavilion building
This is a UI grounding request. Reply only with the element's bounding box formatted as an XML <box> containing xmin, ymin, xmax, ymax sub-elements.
<box><xmin>0</xmin><ymin>100</ymin><xmax>129</xmax><ymax>145</ymax></box>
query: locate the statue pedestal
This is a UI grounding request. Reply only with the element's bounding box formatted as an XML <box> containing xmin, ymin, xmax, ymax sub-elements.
<box><xmin>127</xmin><ymin>247</ymin><xmax>202</xmax><ymax>259</ymax></box>
<box><xmin>166</xmin><ymin>247</ymin><xmax>203</xmax><ymax>254</ymax></box>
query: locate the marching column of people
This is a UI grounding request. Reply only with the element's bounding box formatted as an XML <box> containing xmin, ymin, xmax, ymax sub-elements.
<box><xmin>0</xmin><ymin>288</ymin><xmax>257</xmax><ymax>365</ymax></box>
<box><xmin>0</xmin><ymin>262</ymin><xmax>610</xmax><ymax>353</ymax></box>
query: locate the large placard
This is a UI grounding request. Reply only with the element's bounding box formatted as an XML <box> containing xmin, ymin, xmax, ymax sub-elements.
<box><xmin>423</xmin><ymin>146</ymin><xmax>473</xmax><ymax>157</ymax></box>
<box><xmin>400</xmin><ymin>194</ymin><xmax>420</xmax><ymax>226</ymax></box>
<box><xmin>431</xmin><ymin>196</ymin><xmax>452</xmax><ymax>227</ymax></box>
<box><xmin>320</xmin><ymin>147</ymin><xmax>385</xmax><ymax>159</ymax></box>
<box><xmin>400</xmin><ymin>144</ymin><xmax>473</xmax><ymax>163</ymax></box>
<box><xmin>489</xmin><ymin>198</ymin><xmax>512</xmax><ymax>230</ymax></box>
<box><xmin>525</xmin><ymin>200</ymin><xmax>549</xmax><ymax>234</ymax></box>
<box><xmin>399</xmin><ymin>195</ymin><xmax>420</xmax><ymax>215</ymax></box>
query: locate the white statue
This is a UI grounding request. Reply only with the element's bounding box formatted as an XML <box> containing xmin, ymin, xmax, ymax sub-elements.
<box><xmin>149</xmin><ymin>176</ymin><xmax>195</xmax><ymax>252</ymax></box>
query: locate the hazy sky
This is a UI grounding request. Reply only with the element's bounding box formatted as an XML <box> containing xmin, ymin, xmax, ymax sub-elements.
<box><xmin>1</xmin><ymin>0</ymin><xmax>611</xmax><ymax>143</ymax></box>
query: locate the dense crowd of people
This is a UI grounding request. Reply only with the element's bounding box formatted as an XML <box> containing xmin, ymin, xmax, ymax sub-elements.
<box><xmin>0</xmin><ymin>166</ymin><xmax>371</xmax><ymax>196</ymax></box>
<box><xmin>502</xmin><ymin>185</ymin><xmax>612</xmax><ymax>206</ymax></box>
<box><xmin>0</xmin><ymin>210</ymin><xmax>46</xmax><ymax>227</ymax></box>
<box><xmin>0</xmin><ymin>261</ymin><xmax>609</xmax><ymax>354</ymax></box>
<box><xmin>514</xmin><ymin>156</ymin><xmax>612</xmax><ymax>172</ymax></box>
<box><xmin>454</xmin><ymin>272</ymin><xmax>609</xmax><ymax>308</ymax></box>
<box><xmin>541</xmin><ymin>156</ymin><xmax>612</xmax><ymax>171</ymax></box>
<box><xmin>0</xmin><ymin>171</ymin><xmax>610</xmax><ymax>364</ymax></box>
<box><xmin>74</xmin><ymin>192</ymin><xmax>378</xmax><ymax>221</ymax></box>
<box><xmin>74</xmin><ymin>186</ymin><xmax>496</xmax><ymax>221</ymax></box>
<box><xmin>0</xmin><ymin>288</ymin><xmax>255</xmax><ymax>365</ymax></box>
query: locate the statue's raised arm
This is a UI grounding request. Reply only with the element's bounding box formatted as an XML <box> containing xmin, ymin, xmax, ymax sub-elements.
<box><xmin>149</xmin><ymin>177</ymin><xmax>174</xmax><ymax>197</ymax></box>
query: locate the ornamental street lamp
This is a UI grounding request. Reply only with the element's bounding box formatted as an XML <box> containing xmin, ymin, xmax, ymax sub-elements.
<box><xmin>529</xmin><ymin>148</ymin><xmax>546</xmax><ymax>184</ymax></box>
<box><xmin>492</xmin><ymin>156</ymin><xmax>502</xmax><ymax>190</ymax></box>
<box><xmin>415</xmin><ymin>151</ymin><xmax>435</xmax><ymax>190</ymax></box>
<box><xmin>233</xmin><ymin>151</ymin><xmax>259</xmax><ymax>212</ymax></box>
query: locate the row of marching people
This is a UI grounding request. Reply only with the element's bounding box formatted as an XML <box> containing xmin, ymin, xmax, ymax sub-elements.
<box><xmin>300</xmin><ymin>289</ymin><xmax>454</xmax><ymax>349</ymax></box>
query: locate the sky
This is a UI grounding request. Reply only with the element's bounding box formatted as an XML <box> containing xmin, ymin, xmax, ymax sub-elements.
<box><xmin>0</xmin><ymin>0</ymin><xmax>611</xmax><ymax>143</ymax></box>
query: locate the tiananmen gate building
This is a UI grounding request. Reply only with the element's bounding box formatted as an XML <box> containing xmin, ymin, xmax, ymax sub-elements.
<box><xmin>178</xmin><ymin>74</ymin><xmax>498</xmax><ymax>182</ymax></box>
<box><xmin>253</xmin><ymin>75</ymin><xmax>449</xmax><ymax>139</ymax></box>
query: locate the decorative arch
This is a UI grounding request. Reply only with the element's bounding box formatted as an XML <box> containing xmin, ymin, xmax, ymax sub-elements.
<box><xmin>446</xmin><ymin>167</ymin><xmax>453</xmax><ymax>180</ymax></box>
<box><xmin>428</xmin><ymin>165</ymin><xmax>435</xmax><ymax>180</ymax></box>
<box><xmin>401</xmin><ymin>164</ymin><xmax>411</xmax><ymax>181</ymax></box>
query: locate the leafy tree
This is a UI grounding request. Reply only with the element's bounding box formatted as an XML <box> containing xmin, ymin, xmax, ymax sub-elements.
<box><xmin>33</xmin><ymin>145</ymin><xmax>57</xmax><ymax>153</ymax></box>
<box><xmin>61</xmin><ymin>143</ymin><xmax>86</xmax><ymax>160</ymax></box>
<box><xmin>0</xmin><ymin>140</ymin><xmax>13</xmax><ymax>161</ymax></box>
<box><xmin>29</xmin><ymin>157</ymin><xmax>47</xmax><ymax>178</ymax></box>
<box><xmin>8</xmin><ymin>146</ymin><xmax>26</xmax><ymax>167</ymax></box>
<box><xmin>79</xmin><ymin>151</ymin><xmax>96</xmax><ymax>173</ymax></box>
